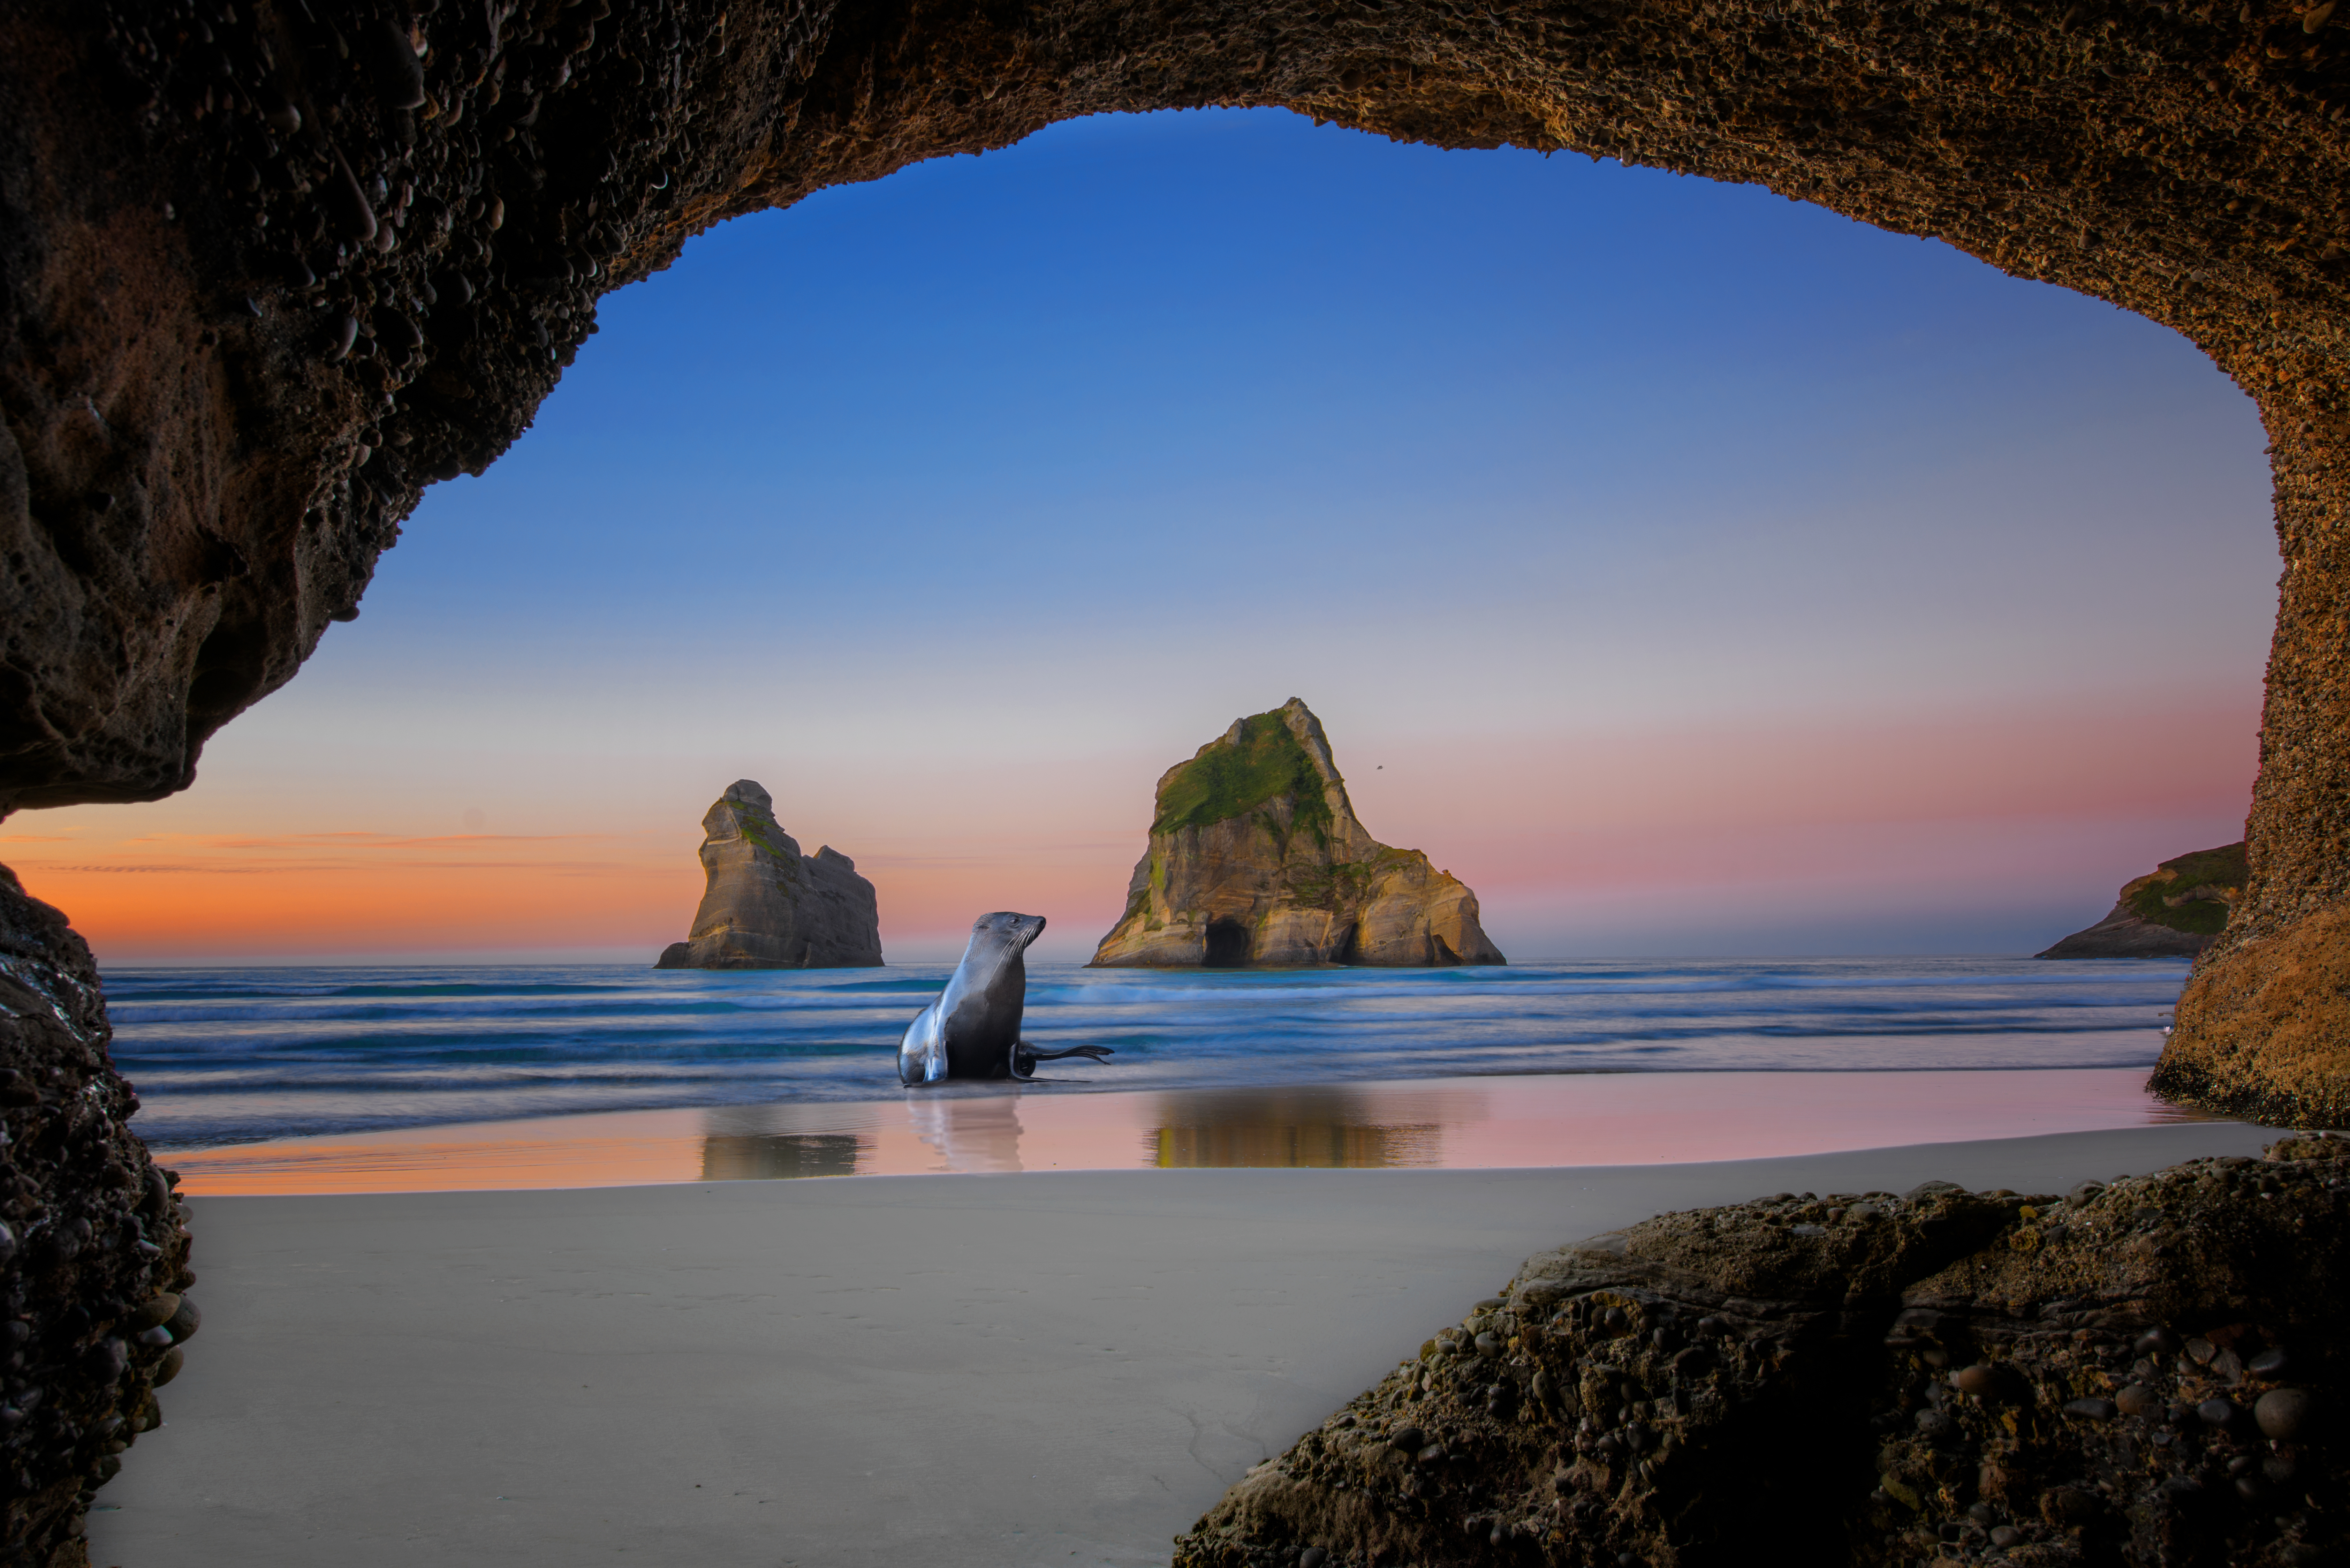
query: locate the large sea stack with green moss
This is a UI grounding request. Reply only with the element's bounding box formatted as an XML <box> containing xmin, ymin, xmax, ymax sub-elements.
<box><xmin>656</xmin><ymin>780</ymin><xmax>883</xmax><ymax>969</ymax></box>
<box><xmin>1090</xmin><ymin>700</ymin><xmax>1505</xmax><ymax>969</ymax></box>
<box><xmin>2036</xmin><ymin>841</ymin><xmax>2246</xmax><ymax>959</ymax></box>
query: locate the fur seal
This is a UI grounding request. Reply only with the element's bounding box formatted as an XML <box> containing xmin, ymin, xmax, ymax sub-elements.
<box><xmin>897</xmin><ymin>912</ymin><xmax>1114</xmax><ymax>1086</ymax></box>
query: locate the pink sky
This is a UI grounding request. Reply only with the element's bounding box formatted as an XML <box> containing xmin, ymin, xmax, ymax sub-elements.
<box><xmin>0</xmin><ymin>115</ymin><xmax>2282</xmax><ymax>965</ymax></box>
<box><xmin>6</xmin><ymin>687</ymin><xmax>2258</xmax><ymax>963</ymax></box>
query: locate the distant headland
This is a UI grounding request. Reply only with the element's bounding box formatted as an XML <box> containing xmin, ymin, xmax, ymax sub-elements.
<box><xmin>1090</xmin><ymin>698</ymin><xmax>1504</xmax><ymax>969</ymax></box>
<box><xmin>2037</xmin><ymin>841</ymin><xmax>2245</xmax><ymax>960</ymax></box>
<box><xmin>656</xmin><ymin>780</ymin><xmax>883</xmax><ymax>969</ymax></box>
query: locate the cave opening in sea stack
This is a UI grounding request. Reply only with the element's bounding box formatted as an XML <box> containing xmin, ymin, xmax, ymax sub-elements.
<box><xmin>1202</xmin><ymin>919</ymin><xmax>1252</xmax><ymax>969</ymax></box>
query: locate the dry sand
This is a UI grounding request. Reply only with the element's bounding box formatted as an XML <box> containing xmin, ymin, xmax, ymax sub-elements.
<box><xmin>93</xmin><ymin>1122</ymin><xmax>2272</xmax><ymax>1567</ymax></box>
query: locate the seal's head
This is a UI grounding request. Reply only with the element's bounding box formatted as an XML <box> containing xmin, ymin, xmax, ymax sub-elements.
<box><xmin>968</xmin><ymin>910</ymin><xmax>1047</xmax><ymax>957</ymax></box>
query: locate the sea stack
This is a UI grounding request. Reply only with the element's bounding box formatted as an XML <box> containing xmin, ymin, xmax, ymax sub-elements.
<box><xmin>1090</xmin><ymin>699</ymin><xmax>1505</xmax><ymax>968</ymax></box>
<box><xmin>2037</xmin><ymin>841</ymin><xmax>2245</xmax><ymax>959</ymax></box>
<box><xmin>656</xmin><ymin>780</ymin><xmax>884</xmax><ymax>969</ymax></box>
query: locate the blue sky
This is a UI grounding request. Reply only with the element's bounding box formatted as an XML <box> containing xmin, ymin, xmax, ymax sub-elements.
<box><xmin>16</xmin><ymin>109</ymin><xmax>2280</xmax><ymax>961</ymax></box>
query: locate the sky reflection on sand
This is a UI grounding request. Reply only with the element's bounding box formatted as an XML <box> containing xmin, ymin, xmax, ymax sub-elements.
<box><xmin>166</xmin><ymin>1067</ymin><xmax>2226</xmax><ymax>1196</ymax></box>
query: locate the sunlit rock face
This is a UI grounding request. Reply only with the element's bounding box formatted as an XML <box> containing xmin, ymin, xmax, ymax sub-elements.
<box><xmin>1174</xmin><ymin>1138</ymin><xmax>2350</xmax><ymax>1568</ymax></box>
<box><xmin>656</xmin><ymin>780</ymin><xmax>882</xmax><ymax>969</ymax></box>
<box><xmin>1091</xmin><ymin>699</ymin><xmax>1505</xmax><ymax>969</ymax></box>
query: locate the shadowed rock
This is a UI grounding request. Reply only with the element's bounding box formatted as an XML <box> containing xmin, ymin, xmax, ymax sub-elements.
<box><xmin>1173</xmin><ymin>1136</ymin><xmax>2350</xmax><ymax>1568</ymax></box>
<box><xmin>2038</xmin><ymin>842</ymin><xmax>2245</xmax><ymax>960</ymax></box>
<box><xmin>0</xmin><ymin>870</ymin><xmax>195</xmax><ymax>1565</ymax></box>
<box><xmin>1090</xmin><ymin>700</ymin><xmax>1503</xmax><ymax>969</ymax></box>
<box><xmin>656</xmin><ymin>780</ymin><xmax>882</xmax><ymax>969</ymax></box>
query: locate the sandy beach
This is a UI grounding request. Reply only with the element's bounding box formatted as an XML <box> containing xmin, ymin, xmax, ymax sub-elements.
<box><xmin>91</xmin><ymin>1120</ymin><xmax>2272</xmax><ymax>1567</ymax></box>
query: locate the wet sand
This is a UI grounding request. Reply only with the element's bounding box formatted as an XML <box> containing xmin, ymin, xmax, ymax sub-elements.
<box><xmin>160</xmin><ymin>1067</ymin><xmax>2219</xmax><ymax>1195</ymax></box>
<box><xmin>90</xmin><ymin>1121</ymin><xmax>2275</xmax><ymax>1568</ymax></box>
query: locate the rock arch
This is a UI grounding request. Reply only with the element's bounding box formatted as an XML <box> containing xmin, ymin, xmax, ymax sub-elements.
<box><xmin>5</xmin><ymin>0</ymin><xmax>2344</xmax><ymax>1077</ymax></box>
<box><xmin>2</xmin><ymin>0</ymin><xmax>2348</xmax><ymax>1548</ymax></box>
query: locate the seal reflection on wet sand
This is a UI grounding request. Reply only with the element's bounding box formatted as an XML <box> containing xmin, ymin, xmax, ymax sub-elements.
<box><xmin>162</xmin><ymin>1068</ymin><xmax>2233</xmax><ymax>1195</ymax></box>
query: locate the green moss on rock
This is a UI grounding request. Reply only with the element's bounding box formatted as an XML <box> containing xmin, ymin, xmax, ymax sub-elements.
<box><xmin>1153</xmin><ymin>709</ymin><xmax>1332</xmax><ymax>841</ymax></box>
<box><xmin>2125</xmin><ymin>841</ymin><xmax>2247</xmax><ymax>936</ymax></box>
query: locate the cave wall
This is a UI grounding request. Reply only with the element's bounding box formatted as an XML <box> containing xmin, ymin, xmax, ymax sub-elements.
<box><xmin>0</xmin><ymin>870</ymin><xmax>194</xmax><ymax>1568</ymax></box>
<box><xmin>1</xmin><ymin>0</ymin><xmax>2347</xmax><ymax>1553</ymax></box>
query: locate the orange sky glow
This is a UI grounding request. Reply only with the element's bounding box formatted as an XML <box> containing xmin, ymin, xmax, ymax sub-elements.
<box><xmin>8</xmin><ymin>689</ymin><xmax>2258</xmax><ymax>964</ymax></box>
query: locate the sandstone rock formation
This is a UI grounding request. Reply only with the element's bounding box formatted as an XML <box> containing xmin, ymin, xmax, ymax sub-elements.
<box><xmin>0</xmin><ymin>869</ymin><xmax>196</xmax><ymax>1568</ymax></box>
<box><xmin>1174</xmin><ymin>1135</ymin><xmax>2350</xmax><ymax>1568</ymax></box>
<box><xmin>656</xmin><ymin>780</ymin><xmax>882</xmax><ymax>969</ymax></box>
<box><xmin>2038</xmin><ymin>842</ymin><xmax>2246</xmax><ymax>960</ymax></box>
<box><xmin>1091</xmin><ymin>700</ymin><xmax>1504</xmax><ymax>969</ymax></box>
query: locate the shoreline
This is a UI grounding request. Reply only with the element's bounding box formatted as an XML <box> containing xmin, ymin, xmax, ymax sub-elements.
<box><xmin>97</xmin><ymin>1122</ymin><xmax>2280</xmax><ymax>1568</ymax></box>
<box><xmin>153</xmin><ymin>1065</ymin><xmax>2225</xmax><ymax>1196</ymax></box>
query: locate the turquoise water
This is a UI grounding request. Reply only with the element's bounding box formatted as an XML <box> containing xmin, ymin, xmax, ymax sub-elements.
<box><xmin>104</xmin><ymin>956</ymin><xmax>2188</xmax><ymax>1150</ymax></box>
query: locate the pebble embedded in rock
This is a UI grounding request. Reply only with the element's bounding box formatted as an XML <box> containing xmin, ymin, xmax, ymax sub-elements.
<box><xmin>325</xmin><ymin>158</ymin><xmax>377</xmax><ymax>244</ymax></box>
<box><xmin>153</xmin><ymin>1346</ymin><xmax>183</xmax><ymax>1386</ymax></box>
<box><xmin>376</xmin><ymin>308</ymin><xmax>422</xmax><ymax>350</ymax></box>
<box><xmin>2249</xmin><ymin>1347</ymin><xmax>2289</xmax><ymax>1376</ymax></box>
<box><xmin>132</xmin><ymin>1293</ymin><xmax>178</xmax><ymax>1330</ymax></box>
<box><xmin>1300</xmin><ymin>1551</ymin><xmax>1327</xmax><ymax>1568</ymax></box>
<box><xmin>1905</xmin><ymin>1180</ymin><xmax>1964</xmax><ymax>1201</ymax></box>
<box><xmin>1990</xmin><ymin>1527</ymin><xmax>2022</xmax><ymax>1548</ymax></box>
<box><xmin>166</xmin><ymin>1297</ymin><xmax>200</xmax><ymax>1341</ymax></box>
<box><xmin>2116</xmin><ymin>1383</ymin><xmax>2161</xmax><ymax>1418</ymax></box>
<box><xmin>2255</xmin><ymin>1388</ymin><xmax>2315</xmax><ymax>1441</ymax></box>
<box><xmin>2187</xmin><ymin>1337</ymin><xmax>2218</xmax><ymax>1364</ymax></box>
<box><xmin>2133</xmin><ymin>1327</ymin><xmax>2181</xmax><ymax>1357</ymax></box>
<box><xmin>2198</xmin><ymin>1397</ymin><xmax>2238</xmax><ymax>1427</ymax></box>
<box><xmin>366</xmin><ymin>19</ymin><xmax>428</xmax><ymax>109</ymax></box>
<box><xmin>1954</xmin><ymin>1364</ymin><xmax>1998</xmax><ymax>1397</ymax></box>
<box><xmin>323</xmin><ymin>314</ymin><xmax>359</xmax><ymax>362</ymax></box>
<box><xmin>1474</xmin><ymin>1332</ymin><xmax>1500</xmax><ymax>1355</ymax></box>
<box><xmin>2063</xmin><ymin>1397</ymin><xmax>2118</xmax><ymax>1420</ymax></box>
<box><xmin>1388</xmin><ymin>1426</ymin><xmax>1424</xmax><ymax>1453</ymax></box>
<box><xmin>1914</xmin><ymin>1409</ymin><xmax>1954</xmax><ymax>1437</ymax></box>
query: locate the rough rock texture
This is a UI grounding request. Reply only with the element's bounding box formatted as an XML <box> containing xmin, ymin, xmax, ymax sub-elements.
<box><xmin>3</xmin><ymin>0</ymin><xmax>2350</xmax><ymax>1089</ymax></box>
<box><xmin>2155</xmin><ymin>908</ymin><xmax>2350</xmax><ymax>1129</ymax></box>
<box><xmin>2037</xmin><ymin>842</ymin><xmax>2246</xmax><ymax>960</ymax></box>
<box><xmin>0</xmin><ymin>868</ymin><xmax>195</xmax><ymax>1568</ymax></box>
<box><xmin>655</xmin><ymin>779</ymin><xmax>881</xmax><ymax>969</ymax></box>
<box><xmin>1173</xmin><ymin>1136</ymin><xmax>2349</xmax><ymax>1568</ymax></box>
<box><xmin>1090</xmin><ymin>700</ymin><xmax>1504</xmax><ymax>969</ymax></box>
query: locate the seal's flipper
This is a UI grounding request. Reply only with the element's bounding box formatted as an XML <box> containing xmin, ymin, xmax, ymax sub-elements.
<box><xmin>897</xmin><ymin>1000</ymin><xmax>950</xmax><ymax>1087</ymax></box>
<box><xmin>1009</xmin><ymin>1041</ymin><xmax>1117</xmax><ymax>1080</ymax></box>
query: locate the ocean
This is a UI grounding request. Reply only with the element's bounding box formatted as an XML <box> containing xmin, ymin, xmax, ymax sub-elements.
<box><xmin>108</xmin><ymin>955</ymin><xmax>2194</xmax><ymax>1153</ymax></box>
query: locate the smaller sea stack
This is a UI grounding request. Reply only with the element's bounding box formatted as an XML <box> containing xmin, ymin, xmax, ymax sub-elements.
<box><xmin>656</xmin><ymin>780</ymin><xmax>883</xmax><ymax>969</ymax></box>
<box><xmin>1091</xmin><ymin>699</ymin><xmax>1504</xmax><ymax>969</ymax></box>
<box><xmin>2037</xmin><ymin>842</ymin><xmax>2245</xmax><ymax>960</ymax></box>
